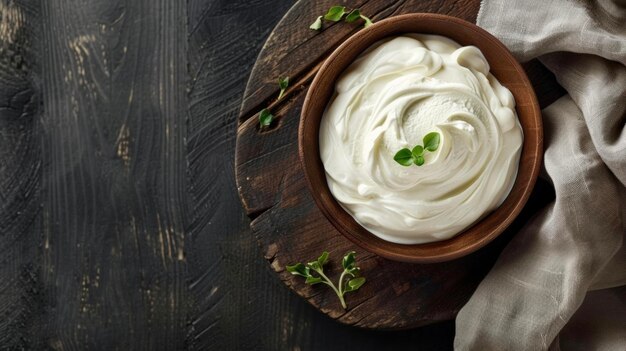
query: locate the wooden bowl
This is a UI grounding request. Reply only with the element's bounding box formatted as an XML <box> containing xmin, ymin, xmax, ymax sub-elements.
<box><xmin>299</xmin><ymin>13</ymin><xmax>542</xmax><ymax>263</ymax></box>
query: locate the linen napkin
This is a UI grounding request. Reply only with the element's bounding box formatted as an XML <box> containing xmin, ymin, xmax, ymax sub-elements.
<box><xmin>454</xmin><ymin>0</ymin><xmax>626</xmax><ymax>350</ymax></box>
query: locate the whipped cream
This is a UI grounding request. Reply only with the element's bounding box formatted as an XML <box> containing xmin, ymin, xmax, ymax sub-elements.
<box><xmin>319</xmin><ymin>34</ymin><xmax>523</xmax><ymax>244</ymax></box>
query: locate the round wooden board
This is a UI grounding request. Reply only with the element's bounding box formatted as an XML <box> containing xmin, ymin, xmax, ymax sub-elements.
<box><xmin>236</xmin><ymin>0</ymin><xmax>562</xmax><ymax>329</ymax></box>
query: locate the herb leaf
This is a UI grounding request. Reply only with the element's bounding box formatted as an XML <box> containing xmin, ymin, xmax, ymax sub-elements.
<box><xmin>411</xmin><ymin>145</ymin><xmax>424</xmax><ymax>157</ymax></box>
<box><xmin>307</xmin><ymin>261</ymin><xmax>321</xmax><ymax>271</ymax></box>
<box><xmin>259</xmin><ymin>108</ymin><xmax>274</xmax><ymax>128</ymax></box>
<box><xmin>415</xmin><ymin>155</ymin><xmax>425</xmax><ymax>166</ymax></box>
<box><xmin>277</xmin><ymin>77</ymin><xmax>289</xmax><ymax>100</ymax></box>
<box><xmin>344</xmin><ymin>277</ymin><xmax>366</xmax><ymax>292</ymax></box>
<box><xmin>324</xmin><ymin>6</ymin><xmax>346</xmax><ymax>21</ymax></box>
<box><xmin>394</xmin><ymin>132</ymin><xmax>440</xmax><ymax>166</ymax></box>
<box><xmin>345</xmin><ymin>9</ymin><xmax>361</xmax><ymax>22</ymax></box>
<box><xmin>310</xmin><ymin>15</ymin><xmax>323</xmax><ymax>30</ymax></box>
<box><xmin>317</xmin><ymin>251</ymin><xmax>329</xmax><ymax>266</ymax></box>
<box><xmin>305</xmin><ymin>276</ymin><xmax>323</xmax><ymax>285</ymax></box>
<box><xmin>423</xmin><ymin>132</ymin><xmax>441</xmax><ymax>152</ymax></box>
<box><xmin>342</xmin><ymin>251</ymin><xmax>356</xmax><ymax>270</ymax></box>
<box><xmin>286</xmin><ymin>263</ymin><xmax>309</xmax><ymax>277</ymax></box>
<box><xmin>393</xmin><ymin>148</ymin><xmax>413</xmax><ymax>166</ymax></box>
<box><xmin>345</xmin><ymin>10</ymin><xmax>373</xmax><ymax>28</ymax></box>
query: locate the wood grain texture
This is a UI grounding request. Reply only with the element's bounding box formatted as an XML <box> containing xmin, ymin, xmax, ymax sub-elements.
<box><xmin>236</xmin><ymin>0</ymin><xmax>562</xmax><ymax>330</ymax></box>
<box><xmin>186</xmin><ymin>0</ymin><xmax>301</xmax><ymax>349</ymax></box>
<box><xmin>39</xmin><ymin>0</ymin><xmax>187</xmax><ymax>348</ymax></box>
<box><xmin>0</xmin><ymin>0</ymin><xmax>44</xmax><ymax>348</ymax></box>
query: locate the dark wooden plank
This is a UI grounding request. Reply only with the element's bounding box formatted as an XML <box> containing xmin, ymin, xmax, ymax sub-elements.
<box><xmin>186</xmin><ymin>0</ymin><xmax>301</xmax><ymax>350</ymax></box>
<box><xmin>236</xmin><ymin>0</ymin><xmax>563</xmax><ymax>330</ymax></box>
<box><xmin>0</xmin><ymin>0</ymin><xmax>44</xmax><ymax>348</ymax></box>
<box><xmin>39</xmin><ymin>1</ymin><xmax>187</xmax><ymax>348</ymax></box>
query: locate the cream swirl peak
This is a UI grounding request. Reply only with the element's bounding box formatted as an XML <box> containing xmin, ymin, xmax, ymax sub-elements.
<box><xmin>319</xmin><ymin>34</ymin><xmax>523</xmax><ymax>244</ymax></box>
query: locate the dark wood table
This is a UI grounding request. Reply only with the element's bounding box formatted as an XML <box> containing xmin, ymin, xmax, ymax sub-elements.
<box><xmin>0</xmin><ymin>0</ymin><xmax>560</xmax><ymax>349</ymax></box>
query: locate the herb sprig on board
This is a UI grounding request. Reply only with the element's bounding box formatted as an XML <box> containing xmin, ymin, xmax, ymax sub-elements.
<box><xmin>287</xmin><ymin>251</ymin><xmax>366</xmax><ymax>309</ymax></box>
<box><xmin>258</xmin><ymin>77</ymin><xmax>289</xmax><ymax>129</ymax></box>
<box><xmin>310</xmin><ymin>5</ymin><xmax>373</xmax><ymax>31</ymax></box>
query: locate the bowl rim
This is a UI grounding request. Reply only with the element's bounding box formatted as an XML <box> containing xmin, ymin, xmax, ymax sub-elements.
<box><xmin>299</xmin><ymin>13</ymin><xmax>543</xmax><ymax>263</ymax></box>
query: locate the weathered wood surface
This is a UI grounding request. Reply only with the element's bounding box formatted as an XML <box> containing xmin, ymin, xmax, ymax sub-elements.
<box><xmin>0</xmin><ymin>0</ymin><xmax>561</xmax><ymax>349</ymax></box>
<box><xmin>236</xmin><ymin>0</ymin><xmax>562</xmax><ymax>330</ymax></box>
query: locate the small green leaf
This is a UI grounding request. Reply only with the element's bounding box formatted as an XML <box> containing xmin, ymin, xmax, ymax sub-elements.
<box><xmin>286</xmin><ymin>263</ymin><xmax>310</xmax><ymax>277</ymax></box>
<box><xmin>324</xmin><ymin>5</ymin><xmax>346</xmax><ymax>21</ymax></box>
<box><xmin>259</xmin><ymin>108</ymin><xmax>274</xmax><ymax>128</ymax></box>
<box><xmin>342</xmin><ymin>251</ymin><xmax>356</xmax><ymax>270</ymax></box>
<box><xmin>278</xmin><ymin>77</ymin><xmax>289</xmax><ymax>100</ymax></box>
<box><xmin>317</xmin><ymin>251</ymin><xmax>329</xmax><ymax>267</ymax></box>
<box><xmin>393</xmin><ymin>148</ymin><xmax>413</xmax><ymax>166</ymax></box>
<box><xmin>411</xmin><ymin>145</ymin><xmax>424</xmax><ymax>157</ymax></box>
<box><xmin>344</xmin><ymin>277</ymin><xmax>366</xmax><ymax>292</ymax></box>
<box><xmin>423</xmin><ymin>132</ymin><xmax>441</xmax><ymax>152</ymax></box>
<box><xmin>307</xmin><ymin>261</ymin><xmax>321</xmax><ymax>271</ymax></box>
<box><xmin>278</xmin><ymin>77</ymin><xmax>289</xmax><ymax>90</ymax></box>
<box><xmin>415</xmin><ymin>155</ymin><xmax>425</xmax><ymax>166</ymax></box>
<box><xmin>345</xmin><ymin>9</ymin><xmax>361</xmax><ymax>22</ymax></box>
<box><xmin>305</xmin><ymin>276</ymin><xmax>323</xmax><ymax>285</ymax></box>
<box><xmin>345</xmin><ymin>277</ymin><xmax>366</xmax><ymax>292</ymax></box>
<box><xmin>310</xmin><ymin>15</ymin><xmax>323</xmax><ymax>30</ymax></box>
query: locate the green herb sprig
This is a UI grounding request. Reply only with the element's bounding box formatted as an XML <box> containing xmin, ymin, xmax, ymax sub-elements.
<box><xmin>394</xmin><ymin>132</ymin><xmax>441</xmax><ymax>166</ymax></box>
<box><xmin>258</xmin><ymin>77</ymin><xmax>289</xmax><ymax>129</ymax></box>
<box><xmin>287</xmin><ymin>251</ymin><xmax>366</xmax><ymax>309</ymax></box>
<box><xmin>277</xmin><ymin>77</ymin><xmax>289</xmax><ymax>100</ymax></box>
<box><xmin>310</xmin><ymin>6</ymin><xmax>373</xmax><ymax>31</ymax></box>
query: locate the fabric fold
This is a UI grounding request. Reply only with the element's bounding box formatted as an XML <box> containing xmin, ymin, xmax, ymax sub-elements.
<box><xmin>455</xmin><ymin>0</ymin><xmax>626</xmax><ymax>349</ymax></box>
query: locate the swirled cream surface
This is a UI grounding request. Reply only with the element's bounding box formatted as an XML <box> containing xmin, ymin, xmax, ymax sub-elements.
<box><xmin>319</xmin><ymin>34</ymin><xmax>523</xmax><ymax>244</ymax></box>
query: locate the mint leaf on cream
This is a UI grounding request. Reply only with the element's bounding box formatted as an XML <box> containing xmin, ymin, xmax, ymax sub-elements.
<box><xmin>423</xmin><ymin>132</ymin><xmax>441</xmax><ymax>152</ymax></box>
<box><xmin>394</xmin><ymin>148</ymin><xmax>414</xmax><ymax>166</ymax></box>
<box><xmin>415</xmin><ymin>155</ymin><xmax>425</xmax><ymax>166</ymax></box>
<box><xmin>411</xmin><ymin>145</ymin><xmax>424</xmax><ymax>158</ymax></box>
<box><xmin>394</xmin><ymin>132</ymin><xmax>441</xmax><ymax>167</ymax></box>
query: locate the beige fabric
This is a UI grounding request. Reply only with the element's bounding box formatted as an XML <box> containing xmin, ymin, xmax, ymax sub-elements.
<box><xmin>455</xmin><ymin>0</ymin><xmax>626</xmax><ymax>350</ymax></box>
<box><xmin>559</xmin><ymin>286</ymin><xmax>626</xmax><ymax>351</ymax></box>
